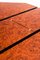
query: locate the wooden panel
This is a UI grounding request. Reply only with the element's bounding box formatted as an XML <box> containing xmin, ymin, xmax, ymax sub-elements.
<box><xmin>12</xmin><ymin>8</ymin><xmax>40</xmax><ymax>30</ymax></box>
<box><xmin>0</xmin><ymin>3</ymin><xmax>36</xmax><ymax>20</ymax></box>
<box><xmin>0</xmin><ymin>8</ymin><xmax>40</xmax><ymax>51</ymax></box>
<box><xmin>0</xmin><ymin>20</ymin><xmax>28</xmax><ymax>51</ymax></box>
<box><xmin>0</xmin><ymin>9</ymin><xmax>40</xmax><ymax>50</ymax></box>
<box><xmin>0</xmin><ymin>32</ymin><xmax>40</xmax><ymax>60</ymax></box>
<box><xmin>0</xmin><ymin>3</ymin><xmax>40</xmax><ymax>60</ymax></box>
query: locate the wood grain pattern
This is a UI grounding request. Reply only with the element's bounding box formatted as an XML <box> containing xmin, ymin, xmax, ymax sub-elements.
<box><xmin>0</xmin><ymin>3</ymin><xmax>35</xmax><ymax>20</ymax></box>
<box><xmin>0</xmin><ymin>3</ymin><xmax>40</xmax><ymax>60</ymax></box>
<box><xmin>0</xmin><ymin>32</ymin><xmax>40</xmax><ymax>60</ymax></box>
<box><xmin>12</xmin><ymin>8</ymin><xmax>40</xmax><ymax>29</ymax></box>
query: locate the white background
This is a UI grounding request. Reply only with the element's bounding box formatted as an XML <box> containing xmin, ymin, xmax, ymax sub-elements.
<box><xmin>0</xmin><ymin>0</ymin><xmax>40</xmax><ymax>7</ymax></box>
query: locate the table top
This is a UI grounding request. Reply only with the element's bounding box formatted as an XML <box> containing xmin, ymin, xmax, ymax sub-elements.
<box><xmin>0</xmin><ymin>3</ymin><xmax>40</xmax><ymax>60</ymax></box>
